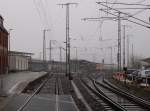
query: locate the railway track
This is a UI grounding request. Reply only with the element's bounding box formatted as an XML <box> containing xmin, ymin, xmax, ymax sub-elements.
<box><xmin>94</xmin><ymin>80</ymin><xmax>148</xmax><ymax>111</ymax></box>
<box><xmin>74</xmin><ymin>77</ymin><xmax>107</xmax><ymax>111</ymax></box>
<box><xmin>16</xmin><ymin>73</ymin><xmax>83</xmax><ymax>111</ymax></box>
<box><xmin>91</xmin><ymin>75</ymin><xmax>150</xmax><ymax>111</ymax></box>
<box><xmin>55</xmin><ymin>74</ymin><xmax>64</xmax><ymax>95</ymax></box>
<box><xmin>16</xmin><ymin>73</ymin><xmax>65</xmax><ymax>111</ymax></box>
<box><xmin>16</xmin><ymin>72</ymin><xmax>150</xmax><ymax>111</ymax></box>
<box><xmin>95</xmin><ymin>79</ymin><xmax>150</xmax><ymax>110</ymax></box>
<box><xmin>81</xmin><ymin>77</ymin><xmax>124</xmax><ymax>111</ymax></box>
<box><xmin>78</xmin><ymin>75</ymin><xmax>150</xmax><ymax>111</ymax></box>
<box><xmin>16</xmin><ymin>73</ymin><xmax>53</xmax><ymax>111</ymax></box>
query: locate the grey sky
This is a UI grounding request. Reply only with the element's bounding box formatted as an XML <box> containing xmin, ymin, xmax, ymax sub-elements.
<box><xmin>0</xmin><ymin>0</ymin><xmax>150</xmax><ymax>64</ymax></box>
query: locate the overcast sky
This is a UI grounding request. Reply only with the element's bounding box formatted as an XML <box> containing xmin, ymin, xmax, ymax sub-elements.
<box><xmin>0</xmin><ymin>0</ymin><xmax>150</xmax><ymax>64</ymax></box>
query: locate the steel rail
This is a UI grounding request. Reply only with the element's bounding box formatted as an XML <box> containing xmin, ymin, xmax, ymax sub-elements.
<box><xmin>103</xmin><ymin>79</ymin><xmax>150</xmax><ymax>109</ymax></box>
<box><xmin>55</xmin><ymin>77</ymin><xmax>58</xmax><ymax>94</ymax></box>
<box><xmin>58</xmin><ymin>77</ymin><xmax>64</xmax><ymax>94</ymax></box>
<box><xmin>17</xmin><ymin>73</ymin><xmax>53</xmax><ymax>111</ymax></box>
<box><xmin>81</xmin><ymin>79</ymin><xmax>127</xmax><ymax>111</ymax></box>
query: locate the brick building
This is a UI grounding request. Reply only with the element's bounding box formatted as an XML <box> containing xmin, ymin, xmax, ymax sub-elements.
<box><xmin>0</xmin><ymin>15</ymin><xmax>8</xmax><ymax>74</ymax></box>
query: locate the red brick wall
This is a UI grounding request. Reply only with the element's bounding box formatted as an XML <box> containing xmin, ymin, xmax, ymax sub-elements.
<box><xmin>0</xmin><ymin>29</ymin><xmax>8</xmax><ymax>74</ymax></box>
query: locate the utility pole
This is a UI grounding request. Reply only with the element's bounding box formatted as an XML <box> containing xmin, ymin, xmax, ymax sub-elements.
<box><xmin>74</xmin><ymin>47</ymin><xmax>78</xmax><ymax>73</ymax></box>
<box><xmin>49</xmin><ymin>40</ymin><xmax>52</xmax><ymax>71</ymax></box>
<box><xmin>109</xmin><ymin>47</ymin><xmax>113</xmax><ymax>66</ymax></box>
<box><xmin>49</xmin><ymin>40</ymin><xmax>52</xmax><ymax>62</ymax></box>
<box><xmin>123</xmin><ymin>25</ymin><xmax>126</xmax><ymax>68</ymax></box>
<box><xmin>127</xmin><ymin>36</ymin><xmax>130</xmax><ymax>68</ymax></box>
<box><xmin>8</xmin><ymin>29</ymin><xmax>13</xmax><ymax>73</ymax></box>
<box><xmin>43</xmin><ymin>30</ymin><xmax>46</xmax><ymax>61</ymax></box>
<box><xmin>82</xmin><ymin>15</ymin><xmax>122</xmax><ymax>71</ymax></box>
<box><xmin>60</xmin><ymin>47</ymin><xmax>62</xmax><ymax>72</ymax></box>
<box><xmin>122</xmin><ymin>25</ymin><xmax>131</xmax><ymax>68</ymax></box>
<box><xmin>58</xmin><ymin>3</ymin><xmax>78</xmax><ymax>80</ymax></box>
<box><xmin>39</xmin><ymin>52</ymin><xmax>42</xmax><ymax>60</ymax></box>
<box><xmin>118</xmin><ymin>12</ymin><xmax>122</xmax><ymax>71</ymax></box>
<box><xmin>8</xmin><ymin>29</ymin><xmax>13</xmax><ymax>53</ymax></box>
<box><xmin>43</xmin><ymin>29</ymin><xmax>50</xmax><ymax>61</ymax></box>
<box><xmin>132</xmin><ymin>44</ymin><xmax>134</xmax><ymax>68</ymax></box>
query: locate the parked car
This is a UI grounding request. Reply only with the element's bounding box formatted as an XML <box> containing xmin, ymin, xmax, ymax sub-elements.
<box><xmin>126</xmin><ymin>69</ymin><xmax>137</xmax><ymax>75</ymax></box>
<box><xmin>135</xmin><ymin>70</ymin><xmax>150</xmax><ymax>84</ymax></box>
<box><xmin>127</xmin><ymin>70</ymin><xmax>139</xmax><ymax>80</ymax></box>
<box><xmin>138</xmin><ymin>70</ymin><xmax>150</xmax><ymax>78</ymax></box>
<box><xmin>126</xmin><ymin>69</ymin><xmax>137</xmax><ymax>80</ymax></box>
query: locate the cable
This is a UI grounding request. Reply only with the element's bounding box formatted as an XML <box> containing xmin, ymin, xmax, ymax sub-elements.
<box><xmin>33</xmin><ymin>0</ymin><xmax>45</xmax><ymax>27</ymax></box>
<box><xmin>133</xmin><ymin>0</ymin><xmax>147</xmax><ymax>4</ymax></box>
<box><xmin>129</xmin><ymin>8</ymin><xmax>147</xmax><ymax>16</ymax></box>
<box><xmin>40</xmin><ymin>0</ymin><xmax>50</xmax><ymax>27</ymax></box>
<box><xmin>38</xmin><ymin>0</ymin><xmax>49</xmax><ymax>28</ymax></box>
<box><xmin>97</xmin><ymin>2</ymin><xmax>150</xmax><ymax>26</ymax></box>
<box><xmin>99</xmin><ymin>9</ymin><xmax>150</xmax><ymax>29</ymax></box>
<box><xmin>97</xmin><ymin>1</ymin><xmax>150</xmax><ymax>6</ymax></box>
<box><xmin>111</xmin><ymin>0</ymin><xmax>118</xmax><ymax>8</ymax></box>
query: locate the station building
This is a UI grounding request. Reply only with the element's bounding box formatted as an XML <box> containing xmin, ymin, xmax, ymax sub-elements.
<box><xmin>9</xmin><ymin>51</ymin><xmax>33</xmax><ymax>72</ymax></box>
<box><xmin>0</xmin><ymin>15</ymin><xmax>8</xmax><ymax>74</ymax></box>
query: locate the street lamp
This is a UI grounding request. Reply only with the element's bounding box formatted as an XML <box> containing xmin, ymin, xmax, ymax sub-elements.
<box><xmin>8</xmin><ymin>29</ymin><xmax>13</xmax><ymax>53</ymax></box>
<box><xmin>8</xmin><ymin>29</ymin><xmax>13</xmax><ymax>73</ymax></box>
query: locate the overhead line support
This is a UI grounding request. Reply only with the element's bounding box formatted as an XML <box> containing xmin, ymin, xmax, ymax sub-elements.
<box><xmin>58</xmin><ymin>3</ymin><xmax>78</xmax><ymax>80</ymax></box>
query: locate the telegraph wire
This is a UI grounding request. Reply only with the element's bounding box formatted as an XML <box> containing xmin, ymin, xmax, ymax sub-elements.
<box><xmin>33</xmin><ymin>0</ymin><xmax>45</xmax><ymax>27</ymax></box>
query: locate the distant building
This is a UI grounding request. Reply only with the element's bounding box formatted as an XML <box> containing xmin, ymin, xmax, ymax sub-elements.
<box><xmin>29</xmin><ymin>59</ymin><xmax>48</xmax><ymax>72</ymax></box>
<box><xmin>29</xmin><ymin>60</ymin><xmax>65</xmax><ymax>72</ymax></box>
<box><xmin>0</xmin><ymin>15</ymin><xmax>8</xmax><ymax>74</ymax></box>
<box><xmin>141</xmin><ymin>58</ymin><xmax>150</xmax><ymax>69</ymax></box>
<box><xmin>9</xmin><ymin>51</ymin><xmax>33</xmax><ymax>72</ymax></box>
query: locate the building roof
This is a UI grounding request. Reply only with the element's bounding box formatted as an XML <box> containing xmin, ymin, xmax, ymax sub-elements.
<box><xmin>0</xmin><ymin>26</ymin><xmax>8</xmax><ymax>34</ymax></box>
<box><xmin>141</xmin><ymin>58</ymin><xmax>150</xmax><ymax>64</ymax></box>
<box><xmin>0</xmin><ymin>15</ymin><xmax>8</xmax><ymax>34</ymax></box>
<box><xmin>9</xmin><ymin>51</ymin><xmax>34</xmax><ymax>56</ymax></box>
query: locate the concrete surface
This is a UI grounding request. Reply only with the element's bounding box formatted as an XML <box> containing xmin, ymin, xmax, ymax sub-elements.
<box><xmin>0</xmin><ymin>94</ymin><xmax>78</xmax><ymax>111</ymax></box>
<box><xmin>0</xmin><ymin>71</ymin><xmax>47</xmax><ymax>95</ymax></box>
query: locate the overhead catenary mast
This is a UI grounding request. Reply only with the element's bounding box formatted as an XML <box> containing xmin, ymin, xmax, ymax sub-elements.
<box><xmin>118</xmin><ymin>12</ymin><xmax>122</xmax><ymax>71</ymax></box>
<box><xmin>82</xmin><ymin>16</ymin><xmax>122</xmax><ymax>71</ymax></box>
<box><xmin>122</xmin><ymin>25</ymin><xmax>131</xmax><ymax>68</ymax></box>
<box><xmin>43</xmin><ymin>29</ymin><xmax>50</xmax><ymax>61</ymax></box>
<box><xmin>58</xmin><ymin>3</ymin><xmax>78</xmax><ymax>80</ymax></box>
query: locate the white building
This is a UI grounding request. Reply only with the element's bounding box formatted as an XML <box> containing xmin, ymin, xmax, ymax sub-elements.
<box><xmin>9</xmin><ymin>51</ymin><xmax>33</xmax><ymax>72</ymax></box>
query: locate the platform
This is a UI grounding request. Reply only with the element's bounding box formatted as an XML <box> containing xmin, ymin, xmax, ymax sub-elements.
<box><xmin>0</xmin><ymin>94</ymin><xmax>78</xmax><ymax>111</ymax></box>
<box><xmin>0</xmin><ymin>71</ymin><xmax>47</xmax><ymax>95</ymax></box>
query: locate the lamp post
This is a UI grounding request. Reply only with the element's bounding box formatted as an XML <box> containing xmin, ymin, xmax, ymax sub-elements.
<box><xmin>8</xmin><ymin>29</ymin><xmax>13</xmax><ymax>52</ymax></box>
<box><xmin>8</xmin><ymin>29</ymin><xmax>13</xmax><ymax>73</ymax></box>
